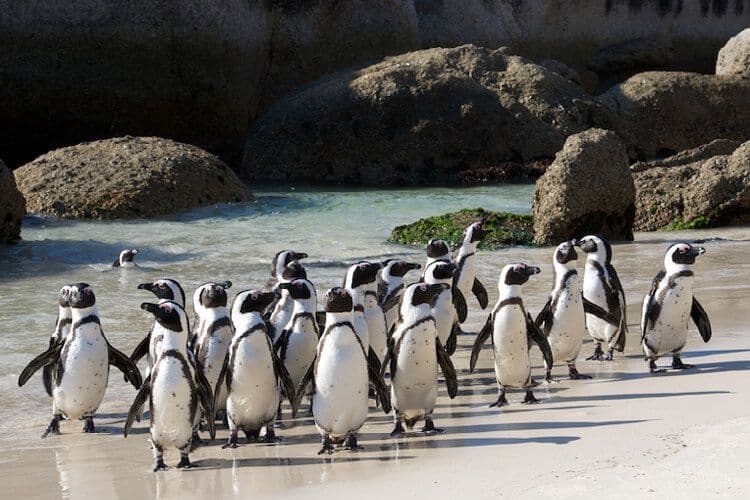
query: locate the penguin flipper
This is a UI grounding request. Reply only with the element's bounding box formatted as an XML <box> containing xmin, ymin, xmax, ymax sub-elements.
<box><xmin>446</xmin><ymin>322</ymin><xmax>459</xmax><ymax>356</ymax></box>
<box><xmin>366</xmin><ymin>352</ymin><xmax>391</xmax><ymax>414</ymax></box>
<box><xmin>108</xmin><ymin>343</ymin><xmax>143</xmax><ymax>389</ymax></box>
<box><xmin>469</xmin><ymin>314</ymin><xmax>493</xmax><ymax>374</ymax></box>
<box><xmin>42</xmin><ymin>363</ymin><xmax>54</xmax><ymax>397</ymax></box>
<box><xmin>130</xmin><ymin>333</ymin><xmax>151</xmax><ymax>365</ymax></box>
<box><xmin>112</xmin><ymin>259</ymin><xmax>121</xmax><ymax>267</ymax></box>
<box><xmin>472</xmin><ymin>277</ymin><xmax>489</xmax><ymax>309</ymax></box>
<box><xmin>196</xmin><ymin>365</ymin><xmax>216</xmax><ymax>440</ymax></box>
<box><xmin>453</xmin><ymin>288</ymin><xmax>468</xmax><ymax>323</ymax></box>
<box><xmin>606</xmin><ymin>264</ymin><xmax>628</xmax><ymax>330</ymax></box>
<box><xmin>292</xmin><ymin>361</ymin><xmax>315</xmax><ymax>416</ymax></box>
<box><xmin>367</xmin><ymin>347</ymin><xmax>382</xmax><ymax>378</ymax></box>
<box><xmin>271</xmin><ymin>348</ymin><xmax>297</xmax><ymax>414</ymax></box>
<box><xmin>124</xmin><ymin>378</ymin><xmax>151</xmax><ymax>437</ymax></box>
<box><xmin>582</xmin><ymin>297</ymin><xmax>619</xmax><ymax>326</ymax></box>
<box><xmin>526</xmin><ymin>313</ymin><xmax>554</xmax><ymax>369</ymax></box>
<box><xmin>380</xmin><ymin>291</ymin><xmax>402</xmax><ymax>315</ymax></box>
<box><xmin>19</xmin><ymin>343</ymin><xmax>63</xmax><ymax>387</ymax></box>
<box><xmin>315</xmin><ymin>311</ymin><xmax>326</xmax><ymax>334</ymax></box>
<box><xmin>436</xmin><ymin>338</ymin><xmax>458</xmax><ymax>399</ymax></box>
<box><xmin>691</xmin><ymin>297</ymin><xmax>712</xmax><ymax>343</ymax></box>
<box><xmin>381</xmin><ymin>339</ymin><xmax>393</xmax><ymax>379</ymax></box>
<box><xmin>535</xmin><ymin>298</ymin><xmax>553</xmax><ymax>335</ymax></box>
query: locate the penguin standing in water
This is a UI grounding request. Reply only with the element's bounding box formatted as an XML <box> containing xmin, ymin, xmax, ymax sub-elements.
<box><xmin>535</xmin><ymin>241</ymin><xmax>591</xmax><ymax>382</ymax></box>
<box><xmin>577</xmin><ymin>235</ymin><xmax>628</xmax><ymax>361</ymax></box>
<box><xmin>377</xmin><ymin>260</ymin><xmax>421</xmax><ymax>334</ymax></box>
<box><xmin>192</xmin><ymin>282</ymin><xmax>233</xmax><ymax>417</ymax></box>
<box><xmin>216</xmin><ymin>290</ymin><xmax>295</xmax><ymax>447</ymax></box>
<box><xmin>641</xmin><ymin>243</ymin><xmax>712</xmax><ymax>373</ymax></box>
<box><xmin>453</xmin><ymin>221</ymin><xmax>489</xmax><ymax>318</ymax></box>
<box><xmin>422</xmin><ymin>261</ymin><xmax>463</xmax><ymax>356</ymax></box>
<box><xmin>41</xmin><ymin>285</ymin><xmax>74</xmax><ymax>396</ymax></box>
<box><xmin>112</xmin><ymin>249</ymin><xmax>138</xmax><ymax>267</ymax></box>
<box><xmin>269</xmin><ymin>261</ymin><xmax>308</xmax><ymax>343</ymax></box>
<box><xmin>384</xmin><ymin>283</ymin><xmax>458</xmax><ymax>436</ymax></box>
<box><xmin>470</xmin><ymin>264</ymin><xmax>553</xmax><ymax>406</ymax></box>
<box><xmin>295</xmin><ymin>288</ymin><xmax>390</xmax><ymax>454</ymax></box>
<box><xmin>19</xmin><ymin>283</ymin><xmax>142</xmax><ymax>437</ymax></box>
<box><xmin>125</xmin><ymin>301</ymin><xmax>215</xmax><ymax>471</ymax></box>
<box><xmin>343</xmin><ymin>262</ymin><xmax>384</xmax><ymax>369</ymax></box>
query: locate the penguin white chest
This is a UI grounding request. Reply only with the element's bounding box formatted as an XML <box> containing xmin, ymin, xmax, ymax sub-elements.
<box><xmin>196</xmin><ymin>324</ymin><xmax>232</xmax><ymax>408</ymax></box>
<box><xmin>492</xmin><ymin>306</ymin><xmax>531</xmax><ymax>388</ymax></box>
<box><xmin>55</xmin><ymin>328</ymin><xmax>110</xmax><ymax>419</ymax></box>
<box><xmin>284</xmin><ymin>318</ymin><xmax>319</xmax><ymax>389</ymax></box>
<box><xmin>646</xmin><ymin>279</ymin><xmax>694</xmax><ymax>355</ymax></box>
<box><xmin>364</xmin><ymin>303</ymin><xmax>387</xmax><ymax>360</ymax></box>
<box><xmin>547</xmin><ymin>288</ymin><xmax>585</xmax><ymax>363</ymax></box>
<box><xmin>150</xmin><ymin>356</ymin><xmax>194</xmax><ymax>449</ymax></box>
<box><xmin>391</xmin><ymin>320</ymin><xmax>439</xmax><ymax>416</ymax></box>
<box><xmin>583</xmin><ymin>269</ymin><xmax>615</xmax><ymax>342</ymax></box>
<box><xmin>352</xmin><ymin>311</ymin><xmax>370</xmax><ymax>353</ymax></box>
<box><xmin>227</xmin><ymin>334</ymin><xmax>279</xmax><ymax>430</ymax></box>
<box><xmin>455</xmin><ymin>255</ymin><xmax>476</xmax><ymax>295</ymax></box>
<box><xmin>431</xmin><ymin>290</ymin><xmax>455</xmax><ymax>346</ymax></box>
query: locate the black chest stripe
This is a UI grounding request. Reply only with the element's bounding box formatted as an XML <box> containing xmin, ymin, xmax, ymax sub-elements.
<box><xmin>207</xmin><ymin>316</ymin><xmax>232</xmax><ymax>336</ymax></box>
<box><xmin>72</xmin><ymin>315</ymin><xmax>101</xmax><ymax>331</ymax></box>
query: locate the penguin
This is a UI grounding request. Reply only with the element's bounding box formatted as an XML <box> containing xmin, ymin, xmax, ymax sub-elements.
<box><xmin>19</xmin><ymin>283</ymin><xmax>142</xmax><ymax>437</ymax></box>
<box><xmin>453</xmin><ymin>221</ymin><xmax>489</xmax><ymax>317</ymax></box>
<box><xmin>469</xmin><ymin>264</ymin><xmax>553</xmax><ymax>406</ymax></box>
<box><xmin>577</xmin><ymin>235</ymin><xmax>628</xmax><ymax>361</ymax></box>
<box><xmin>423</xmin><ymin>239</ymin><xmax>451</xmax><ymax>271</ymax></box>
<box><xmin>274</xmin><ymin>279</ymin><xmax>319</xmax><ymax>412</ymax></box>
<box><xmin>124</xmin><ymin>301</ymin><xmax>215</xmax><ymax>471</ymax></box>
<box><xmin>112</xmin><ymin>249</ymin><xmax>138</xmax><ymax>267</ymax></box>
<box><xmin>422</xmin><ymin>260</ymin><xmax>464</xmax><ymax>356</ymax></box>
<box><xmin>294</xmin><ymin>287</ymin><xmax>390</xmax><ymax>454</ymax></box>
<box><xmin>535</xmin><ymin>240</ymin><xmax>591</xmax><ymax>382</ymax></box>
<box><xmin>216</xmin><ymin>289</ymin><xmax>296</xmax><ymax>447</ymax></box>
<box><xmin>384</xmin><ymin>282</ymin><xmax>458</xmax><ymax>436</ymax></box>
<box><xmin>192</xmin><ymin>281</ymin><xmax>233</xmax><ymax>416</ymax></box>
<box><xmin>137</xmin><ymin>278</ymin><xmax>186</xmax><ymax>307</ymax></box>
<box><xmin>269</xmin><ymin>261</ymin><xmax>308</xmax><ymax>343</ymax></box>
<box><xmin>191</xmin><ymin>280</ymin><xmax>231</xmax><ymax>343</ymax></box>
<box><xmin>41</xmin><ymin>285</ymin><xmax>74</xmax><ymax>396</ymax></box>
<box><xmin>641</xmin><ymin>243</ymin><xmax>712</xmax><ymax>374</ymax></box>
<box><xmin>377</xmin><ymin>260</ymin><xmax>421</xmax><ymax>334</ymax></box>
<box><xmin>267</xmin><ymin>250</ymin><xmax>308</xmax><ymax>290</ymax></box>
<box><xmin>343</xmin><ymin>261</ymin><xmax>384</xmax><ymax>370</ymax></box>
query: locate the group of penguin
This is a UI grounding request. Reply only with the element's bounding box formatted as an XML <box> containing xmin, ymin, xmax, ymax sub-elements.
<box><xmin>17</xmin><ymin>220</ymin><xmax>713</xmax><ymax>472</ymax></box>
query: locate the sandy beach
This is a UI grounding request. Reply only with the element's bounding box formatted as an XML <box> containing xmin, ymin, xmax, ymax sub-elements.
<box><xmin>1</xmin><ymin>226</ymin><xmax>748</xmax><ymax>500</ymax></box>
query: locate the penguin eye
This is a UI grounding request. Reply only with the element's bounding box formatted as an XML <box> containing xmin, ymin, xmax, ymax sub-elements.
<box><xmin>251</xmin><ymin>293</ymin><xmax>258</xmax><ymax>300</ymax></box>
<box><xmin>161</xmin><ymin>303</ymin><xmax>173</xmax><ymax>313</ymax></box>
<box><xmin>419</xmin><ymin>284</ymin><xmax>427</xmax><ymax>292</ymax></box>
<box><xmin>295</xmin><ymin>282</ymin><xmax>303</xmax><ymax>289</ymax></box>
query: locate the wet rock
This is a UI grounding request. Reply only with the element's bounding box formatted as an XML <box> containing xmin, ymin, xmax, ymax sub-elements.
<box><xmin>716</xmin><ymin>28</ymin><xmax>750</xmax><ymax>78</ymax></box>
<box><xmin>243</xmin><ymin>45</ymin><xmax>613</xmax><ymax>185</ymax></box>
<box><xmin>599</xmin><ymin>71</ymin><xmax>750</xmax><ymax>159</ymax></box>
<box><xmin>633</xmin><ymin>140</ymin><xmax>750</xmax><ymax>231</ymax></box>
<box><xmin>456</xmin><ymin>160</ymin><xmax>551</xmax><ymax>185</ymax></box>
<box><xmin>14</xmin><ymin>137</ymin><xmax>252</xmax><ymax>220</ymax></box>
<box><xmin>0</xmin><ymin>158</ymin><xmax>25</xmax><ymax>243</ymax></box>
<box><xmin>532</xmin><ymin>128</ymin><xmax>635</xmax><ymax>246</ymax></box>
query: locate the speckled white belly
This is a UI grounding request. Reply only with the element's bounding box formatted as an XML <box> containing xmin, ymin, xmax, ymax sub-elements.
<box><xmin>391</xmin><ymin>321</ymin><xmax>438</xmax><ymax>418</ymax></box>
<box><xmin>547</xmin><ymin>289</ymin><xmax>586</xmax><ymax>364</ymax></box>
<box><xmin>492</xmin><ymin>306</ymin><xmax>531</xmax><ymax>388</ymax></box>
<box><xmin>643</xmin><ymin>282</ymin><xmax>693</xmax><ymax>356</ymax></box>
<box><xmin>226</xmin><ymin>334</ymin><xmax>279</xmax><ymax>431</ymax></box>
<box><xmin>54</xmin><ymin>328</ymin><xmax>109</xmax><ymax>419</ymax></box>
<box><xmin>150</xmin><ymin>355</ymin><xmax>194</xmax><ymax>451</ymax></box>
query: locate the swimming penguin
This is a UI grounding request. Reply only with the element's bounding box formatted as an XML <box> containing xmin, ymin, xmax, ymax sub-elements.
<box><xmin>124</xmin><ymin>301</ymin><xmax>215</xmax><ymax>471</ymax></box>
<box><xmin>19</xmin><ymin>283</ymin><xmax>142</xmax><ymax>437</ymax></box>
<box><xmin>641</xmin><ymin>243</ymin><xmax>712</xmax><ymax>374</ymax></box>
<box><xmin>453</xmin><ymin>221</ymin><xmax>489</xmax><ymax>316</ymax></box>
<box><xmin>343</xmin><ymin>262</ymin><xmax>385</xmax><ymax>370</ymax></box>
<box><xmin>294</xmin><ymin>287</ymin><xmax>391</xmax><ymax>454</ymax></box>
<box><xmin>41</xmin><ymin>285</ymin><xmax>74</xmax><ymax>396</ymax></box>
<box><xmin>384</xmin><ymin>282</ymin><xmax>458</xmax><ymax>436</ymax></box>
<box><xmin>216</xmin><ymin>289</ymin><xmax>295</xmax><ymax>447</ymax></box>
<box><xmin>422</xmin><ymin>261</ymin><xmax>464</xmax><ymax>356</ymax></box>
<box><xmin>269</xmin><ymin>261</ymin><xmax>308</xmax><ymax>343</ymax></box>
<box><xmin>267</xmin><ymin>250</ymin><xmax>308</xmax><ymax>290</ymax></box>
<box><xmin>275</xmin><ymin>279</ymin><xmax>319</xmax><ymax>412</ymax></box>
<box><xmin>469</xmin><ymin>264</ymin><xmax>553</xmax><ymax>406</ymax></box>
<box><xmin>112</xmin><ymin>249</ymin><xmax>138</xmax><ymax>267</ymax></box>
<box><xmin>577</xmin><ymin>235</ymin><xmax>628</xmax><ymax>361</ymax></box>
<box><xmin>377</xmin><ymin>260</ymin><xmax>421</xmax><ymax>334</ymax></box>
<box><xmin>192</xmin><ymin>282</ymin><xmax>234</xmax><ymax>416</ymax></box>
<box><xmin>535</xmin><ymin>241</ymin><xmax>591</xmax><ymax>382</ymax></box>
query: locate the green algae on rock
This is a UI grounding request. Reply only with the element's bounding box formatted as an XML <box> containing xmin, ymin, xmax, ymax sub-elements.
<box><xmin>389</xmin><ymin>209</ymin><xmax>534</xmax><ymax>249</ymax></box>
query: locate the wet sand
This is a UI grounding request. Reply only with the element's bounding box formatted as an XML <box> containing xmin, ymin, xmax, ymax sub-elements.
<box><xmin>2</xmin><ymin>227</ymin><xmax>749</xmax><ymax>499</ymax></box>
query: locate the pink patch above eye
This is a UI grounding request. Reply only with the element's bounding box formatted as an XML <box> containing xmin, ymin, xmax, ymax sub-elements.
<box><xmin>161</xmin><ymin>304</ymin><xmax>173</xmax><ymax>312</ymax></box>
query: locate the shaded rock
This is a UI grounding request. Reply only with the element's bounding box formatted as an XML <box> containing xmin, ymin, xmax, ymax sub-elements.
<box><xmin>587</xmin><ymin>37</ymin><xmax>673</xmax><ymax>75</ymax></box>
<box><xmin>599</xmin><ymin>71</ymin><xmax>750</xmax><ymax>159</ymax></box>
<box><xmin>0</xmin><ymin>158</ymin><xmax>25</xmax><ymax>243</ymax></box>
<box><xmin>243</xmin><ymin>45</ymin><xmax>613</xmax><ymax>185</ymax></box>
<box><xmin>539</xmin><ymin>60</ymin><xmax>598</xmax><ymax>95</ymax></box>
<box><xmin>532</xmin><ymin>128</ymin><xmax>634</xmax><ymax>246</ymax></box>
<box><xmin>633</xmin><ymin>141</ymin><xmax>750</xmax><ymax>231</ymax></box>
<box><xmin>389</xmin><ymin>208</ymin><xmax>534</xmax><ymax>250</ymax></box>
<box><xmin>456</xmin><ymin>159</ymin><xmax>551</xmax><ymax>185</ymax></box>
<box><xmin>14</xmin><ymin>137</ymin><xmax>252</xmax><ymax>220</ymax></box>
<box><xmin>716</xmin><ymin>28</ymin><xmax>750</xmax><ymax>78</ymax></box>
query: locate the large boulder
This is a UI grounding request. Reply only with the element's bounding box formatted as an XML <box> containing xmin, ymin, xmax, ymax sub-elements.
<box><xmin>599</xmin><ymin>71</ymin><xmax>750</xmax><ymax>159</ymax></box>
<box><xmin>716</xmin><ymin>28</ymin><xmax>750</xmax><ymax>78</ymax></box>
<box><xmin>633</xmin><ymin>140</ymin><xmax>750</xmax><ymax>231</ymax></box>
<box><xmin>0</xmin><ymin>158</ymin><xmax>25</xmax><ymax>243</ymax></box>
<box><xmin>242</xmin><ymin>45</ymin><xmax>613</xmax><ymax>185</ymax></box>
<box><xmin>532</xmin><ymin>128</ymin><xmax>635</xmax><ymax>246</ymax></box>
<box><xmin>14</xmin><ymin>137</ymin><xmax>252</xmax><ymax>220</ymax></box>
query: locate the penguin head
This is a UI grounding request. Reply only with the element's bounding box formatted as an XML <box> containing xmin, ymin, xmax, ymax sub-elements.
<box><xmin>464</xmin><ymin>220</ymin><xmax>487</xmax><ymax>244</ymax></box>
<box><xmin>278</xmin><ymin>279</ymin><xmax>314</xmax><ymax>300</ymax></box>
<box><xmin>501</xmin><ymin>263</ymin><xmax>541</xmax><ymax>286</ymax></box>
<box><xmin>138</xmin><ymin>278</ymin><xmax>186</xmax><ymax>308</ymax></box>
<box><xmin>141</xmin><ymin>301</ymin><xmax>186</xmax><ymax>332</ymax></box>
<box><xmin>234</xmin><ymin>289</ymin><xmax>277</xmax><ymax>314</ymax></box>
<box><xmin>113</xmin><ymin>249</ymin><xmax>138</xmax><ymax>267</ymax></box>
<box><xmin>382</xmin><ymin>259</ymin><xmax>421</xmax><ymax>279</ymax></box>
<box><xmin>324</xmin><ymin>287</ymin><xmax>353</xmax><ymax>313</ymax></box>
<box><xmin>198</xmin><ymin>282</ymin><xmax>231</xmax><ymax>308</ymax></box>
<box><xmin>57</xmin><ymin>285</ymin><xmax>74</xmax><ymax>308</ymax></box>
<box><xmin>427</xmin><ymin>261</ymin><xmax>457</xmax><ymax>281</ymax></box>
<box><xmin>408</xmin><ymin>282</ymin><xmax>449</xmax><ymax>307</ymax></box>
<box><xmin>426</xmin><ymin>239</ymin><xmax>450</xmax><ymax>259</ymax></box>
<box><xmin>576</xmin><ymin>235</ymin><xmax>611</xmax><ymax>263</ymax></box>
<box><xmin>666</xmin><ymin>243</ymin><xmax>705</xmax><ymax>267</ymax></box>
<box><xmin>345</xmin><ymin>261</ymin><xmax>381</xmax><ymax>289</ymax></box>
<box><xmin>554</xmin><ymin>240</ymin><xmax>578</xmax><ymax>265</ymax></box>
<box><xmin>68</xmin><ymin>283</ymin><xmax>96</xmax><ymax>309</ymax></box>
<box><xmin>272</xmin><ymin>250</ymin><xmax>308</xmax><ymax>278</ymax></box>
<box><xmin>281</xmin><ymin>261</ymin><xmax>307</xmax><ymax>281</ymax></box>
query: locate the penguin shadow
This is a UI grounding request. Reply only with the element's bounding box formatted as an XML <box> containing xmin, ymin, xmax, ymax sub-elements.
<box><xmin>373</xmin><ymin>435</ymin><xmax>580</xmax><ymax>451</ymax></box>
<box><xmin>548</xmin><ymin>390</ymin><xmax>730</xmax><ymax>404</ymax></box>
<box><xmin>182</xmin><ymin>454</ymin><xmax>417</xmax><ymax>471</ymax></box>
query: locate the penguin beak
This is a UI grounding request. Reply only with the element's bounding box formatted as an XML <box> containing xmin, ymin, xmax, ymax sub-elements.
<box><xmin>218</xmin><ymin>280</ymin><xmax>232</xmax><ymax>290</ymax></box>
<box><xmin>140</xmin><ymin>302</ymin><xmax>160</xmax><ymax>316</ymax></box>
<box><xmin>408</xmin><ymin>263</ymin><xmax>422</xmax><ymax>271</ymax></box>
<box><xmin>692</xmin><ymin>247</ymin><xmax>706</xmax><ymax>257</ymax></box>
<box><xmin>137</xmin><ymin>282</ymin><xmax>154</xmax><ymax>291</ymax></box>
<box><xmin>278</xmin><ymin>282</ymin><xmax>293</xmax><ymax>290</ymax></box>
<box><xmin>131</xmin><ymin>249</ymin><xmax>138</xmax><ymax>255</ymax></box>
<box><xmin>292</xmin><ymin>252</ymin><xmax>308</xmax><ymax>261</ymax></box>
<box><xmin>524</xmin><ymin>266</ymin><xmax>541</xmax><ymax>276</ymax></box>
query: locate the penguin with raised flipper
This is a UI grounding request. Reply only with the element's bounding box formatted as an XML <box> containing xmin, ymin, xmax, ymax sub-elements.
<box><xmin>378</xmin><ymin>260</ymin><xmax>421</xmax><ymax>335</ymax></box>
<box><xmin>41</xmin><ymin>285</ymin><xmax>73</xmax><ymax>396</ymax></box>
<box><xmin>294</xmin><ymin>288</ymin><xmax>390</xmax><ymax>455</ymax></box>
<box><xmin>577</xmin><ymin>235</ymin><xmax>628</xmax><ymax>361</ymax></box>
<box><xmin>112</xmin><ymin>249</ymin><xmax>138</xmax><ymax>267</ymax></box>
<box><xmin>641</xmin><ymin>243</ymin><xmax>711</xmax><ymax>374</ymax></box>
<box><xmin>422</xmin><ymin>261</ymin><xmax>464</xmax><ymax>356</ymax></box>
<box><xmin>535</xmin><ymin>240</ymin><xmax>591</xmax><ymax>382</ymax></box>
<box><xmin>19</xmin><ymin>283</ymin><xmax>142</xmax><ymax>437</ymax></box>
<box><xmin>269</xmin><ymin>261</ymin><xmax>308</xmax><ymax>343</ymax></box>
<box><xmin>469</xmin><ymin>264</ymin><xmax>553</xmax><ymax>406</ymax></box>
<box><xmin>453</xmin><ymin>221</ymin><xmax>489</xmax><ymax>317</ymax></box>
<box><xmin>343</xmin><ymin>261</ymin><xmax>384</xmax><ymax>371</ymax></box>
<box><xmin>216</xmin><ymin>289</ymin><xmax>295</xmax><ymax>448</ymax></box>
<box><xmin>384</xmin><ymin>282</ymin><xmax>457</xmax><ymax>436</ymax></box>
<box><xmin>125</xmin><ymin>301</ymin><xmax>215</xmax><ymax>471</ymax></box>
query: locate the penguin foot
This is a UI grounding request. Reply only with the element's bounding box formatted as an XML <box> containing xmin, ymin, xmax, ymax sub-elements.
<box><xmin>604</xmin><ymin>349</ymin><xmax>614</xmax><ymax>361</ymax></box>
<box><xmin>489</xmin><ymin>393</ymin><xmax>508</xmax><ymax>408</ymax></box>
<box><xmin>176</xmin><ymin>455</ymin><xmax>192</xmax><ymax>469</ymax></box>
<box><xmin>648</xmin><ymin>360</ymin><xmax>666</xmax><ymax>374</ymax></box>
<box><xmin>190</xmin><ymin>431</ymin><xmax>206</xmax><ymax>450</ymax></box>
<box><xmin>222</xmin><ymin>433</ymin><xmax>240</xmax><ymax>449</ymax></box>
<box><xmin>244</xmin><ymin>430</ymin><xmax>260</xmax><ymax>443</ymax></box>
<box><xmin>544</xmin><ymin>371</ymin><xmax>558</xmax><ymax>384</ymax></box>
<box><xmin>82</xmin><ymin>417</ymin><xmax>95</xmax><ymax>433</ymax></box>
<box><xmin>527</xmin><ymin>378</ymin><xmax>541</xmax><ymax>387</ymax></box>
<box><xmin>586</xmin><ymin>345</ymin><xmax>604</xmax><ymax>361</ymax></box>
<box><xmin>388</xmin><ymin>421</ymin><xmax>405</xmax><ymax>438</ymax></box>
<box><xmin>568</xmin><ymin>367</ymin><xmax>592</xmax><ymax>380</ymax></box>
<box><xmin>317</xmin><ymin>436</ymin><xmax>335</xmax><ymax>455</ymax></box>
<box><xmin>522</xmin><ymin>390</ymin><xmax>540</xmax><ymax>404</ymax></box>
<box><xmin>153</xmin><ymin>459</ymin><xmax>167</xmax><ymax>472</ymax></box>
<box><xmin>672</xmin><ymin>357</ymin><xmax>695</xmax><ymax>370</ymax></box>
<box><xmin>344</xmin><ymin>434</ymin><xmax>363</xmax><ymax>451</ymax></box>
<box><xmin>42</xmin><ymin>415</ymin><xmax>62</xmax><ymax>438</ymax></box>
<box><xmin>420</xmin><ymin>418</ymin><xmax>444</xmax><ymax>435</ymax></box>
<box><xmin>261</xmin><ymin>426</ymin><xmax>281</xmax><ymax>443</ymax></box>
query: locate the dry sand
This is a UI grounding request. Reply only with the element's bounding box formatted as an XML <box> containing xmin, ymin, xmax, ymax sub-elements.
<box><xmin>1</xmin><ymin>228</ymin><xmax>748</xmax><ymax>499</ymax></box>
